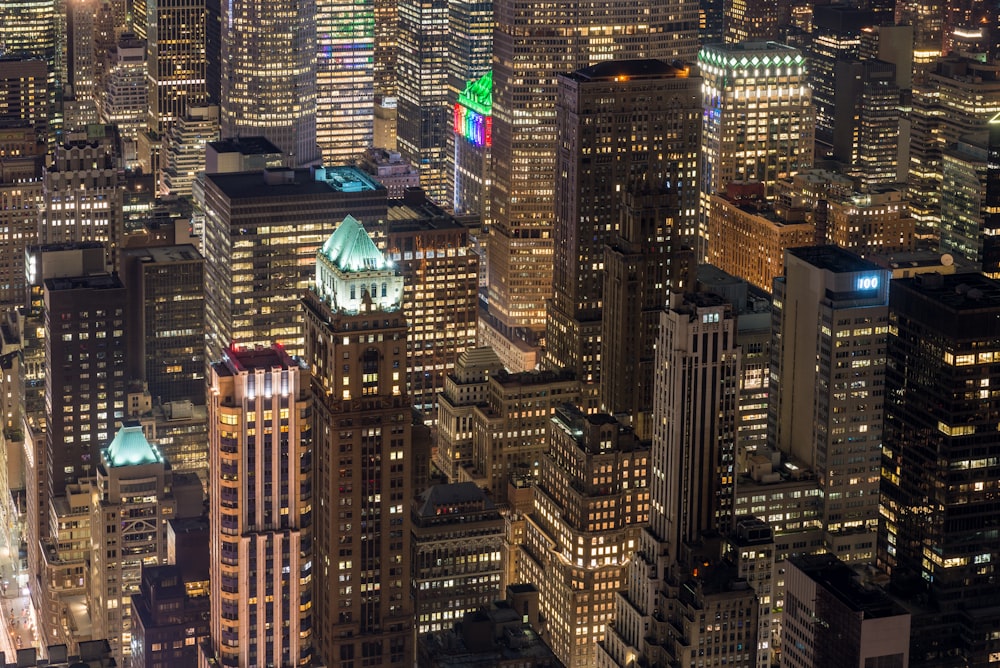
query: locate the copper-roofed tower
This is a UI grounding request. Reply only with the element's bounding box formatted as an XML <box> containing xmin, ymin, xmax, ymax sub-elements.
<box><xmin>303</xmin><ymin>218</ymin><xmax>414</xmax><ymax>665</ymax></box>
<box><xmin>90</xmin><ymin>423</ymin><xmax>178</xmax><ymax>666</ymax></box>
<box><xmin>203</xmin><ymin>344</ymin><xmax>314</xmax><ymax>667</ymax></box>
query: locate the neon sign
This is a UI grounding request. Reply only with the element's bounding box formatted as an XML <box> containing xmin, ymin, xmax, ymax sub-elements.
<box><xmin>856</xmin><ymin>275</ymin><xmax>880</xmax><ymax>291</ymax></box>
<box><xmin>454</xmin><ymin>104</ymin><xmax>492</xmax><ymax>147</ymax></box>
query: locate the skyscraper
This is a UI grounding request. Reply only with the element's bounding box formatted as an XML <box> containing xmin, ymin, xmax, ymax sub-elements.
<box><xmin>655</xmin><ymin>291</ymin><xmax>740</xmax><ymax>552</ymax></box>
<box><xmin>99</xmin><ymin>34</ymin><xmax>147</xmax><ymax>142</ymax></box>
<box><xmin>222</xmin><ymin>0</ymin><xmax>319</xmax><ymax>164</ymax></box>
<box><xmin>302</xmin><ymin>217</ymin><xmax>413</xmax><ymax>666</ymax></box>
<box><xmin>316</xmin><ymin>0</ymin><xmax>374</xmax><ymax>163</ymax></box>
<box><xmin>699</xmin><ymin>41</ymin><xmax>814</xmax><ymax>258</ymax></box>
<box><xmin>90</xmin><ymin>424</ymin><xmax>179</xmax><ymax>665</ymax></box>
<box><xmin>545</xmin><ymin>59</ymin><xmax>701</xmax><ymax>401</ymax></box>
<box><xmin>201</xmin><ymin>166</ymin><xmax>387</xmax><ymax>361</ymax></box>
<box><xmin>518</xmin><ymin>407</ymin><xmax>649</xmax><ymax>667</ymax></box>
<box><xmin>121</xmin><ymin>245</ymin><xmax>206</xmax><ymax>405</ymax></box>
<box><xmin>485</xmin><ymin>0</ymin><xmax>699</xmax><ymax>340</ymax></box>
<box><xmin>396</xmin><ymin>0</ymin><xmax>449</xmax><ymax>202</ymax></box>
<box><xmin>205</xmin><ymin>345</ymin><xmax>314</xmax><ymax>667</ymax></box>
<box><xmin>144</xmin><ymin>0</ymin><xmax>208</xmax><ymax>134</ymax></box>
<box><xmin>879</xmin><ymin>271</ymin><xmax>1000</xmax><ymax>665</ymax></box>
<box><xmin>770</xmin><ymin>246</ymin><xmax>889</xmax><ymax>563</ymax></box>
<box><xmin>43</xmin><ymin>274</ymin><xmax>127</xmax><ymax>498</ymax></box>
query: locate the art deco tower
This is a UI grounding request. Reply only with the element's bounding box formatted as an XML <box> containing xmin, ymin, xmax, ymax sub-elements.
<box><xmin>485</xmin><ymin>0</ymin><xmax>699</xmax><ymax>338</ymax></box>
<box><xmin>303</xmin><ymin>217</ymin><xmax>414</xmax><ymax>666</ymax></box>
<box><xmin>205</xmin><ymin>345</ymin><xmax>314</xmax><ymax>667</ymax></box>
<box><xmin>221</xmin><ymin>0</ymin><xmax>319</xmax><ymax>164</ymax></box>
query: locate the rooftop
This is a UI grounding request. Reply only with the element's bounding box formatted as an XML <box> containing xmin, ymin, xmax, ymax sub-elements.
<box><xmin>214</xmin><ymin>344</ymin><xmax>300</xmax><ymax>377</ymax></box>
<box><xmin>566</xmin><ymin>58</ymin><xmax>689</xmax><ymax>83</ymax></box>
<box><xmin>787</xmin><ymin>245</ymin><xmax>882</xmax><ymax>274</ymax></box>
<box><xmin>415</xmin><ymin>482</ymin><xmax>496</xmax><ymax>518</ymax></box>
<box><xmin>44</xmin><ymin>274</ymin><xmax>124</xmax><ymax>292</ymax></box>
<box><xmin>789</xmin><ymin>553</ymin><xmax>905</xmax><ymax>620</ymax></box>
<box><xmin>897</xmin><ymin>272</ymin><xmax>1000</xmax><ymax>312</ymax></box>
<box><xmin>205</xmin><ymin>165</ymin><xmax>384</xmax><ymax>199</ymax></box>
<box><xmin>320</xmin><ymin>215</ymin><xmax>391</xmax><ymax>272</ymax></box>
<box><xmin>103</xmin><ymin>422</ymin><xmax>164</xmax><ymax>467</ymax></box>
<box><xmin>208</xmin><ymin>136</ymin><xmax>282</xmax><ymax>156</ymax></box>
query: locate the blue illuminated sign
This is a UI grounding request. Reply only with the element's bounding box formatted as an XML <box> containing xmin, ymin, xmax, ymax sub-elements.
<box><xmin>856</xmin><ymin>275</ymin><xmax>880</xmax><ymax>291</ymax></box>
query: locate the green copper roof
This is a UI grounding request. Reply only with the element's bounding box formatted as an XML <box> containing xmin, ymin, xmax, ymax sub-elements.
<box><xmin>320</xmin><ymin>215</ymin><xmax>390</xmax><ymax>273</ymax></box>
<box><xmin>457</xmin><ymin>71</ymin><xmax>492</xmax><ymax>117</ymax></box>
<box><xmin>103</xmin><ymin>424</ymin><xmax>163</xmax><ymax>467</ymax></box>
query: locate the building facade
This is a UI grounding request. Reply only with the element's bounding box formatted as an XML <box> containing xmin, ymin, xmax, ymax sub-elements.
<box><xmin>205</xmin><ymin>345</ymin><xmax>314</xmax><ymax>667</ymax></box>
<box><xmin>302</xmin><ymin>218</ymin><xmax>413</xmax><ymax>666</ymax></box>
<box><xmin>770</xmin><ymin>246</ymin><xmax>889</xmax><ymax>564</ymax></box>
<box><xmin>222</xmin><ymin>0</ymin><xmax>318</xmax><ymax>164</ymax></box>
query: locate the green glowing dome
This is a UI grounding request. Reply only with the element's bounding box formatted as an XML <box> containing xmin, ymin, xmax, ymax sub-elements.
<box><xmin>103</xmin><ymin>424</ymin><xmax>163</xmax><ymax>467</ymax></box>
<box><xmin>320</xmin><ymin>215</ymin><xmax>389</xmax><ymax>273</ymax></box>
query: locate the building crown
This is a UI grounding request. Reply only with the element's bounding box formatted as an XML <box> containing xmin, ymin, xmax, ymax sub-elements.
<box><xmin>315</xmin><ymin>215</ymin><xmax>403</xmax><ymax>313</ymax></box>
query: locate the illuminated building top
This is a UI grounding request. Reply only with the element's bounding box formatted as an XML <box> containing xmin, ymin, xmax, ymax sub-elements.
<box><xmin>698</xmin><ymin>41</ymin><xmax>806</xmax><ymax>73</ymax></box>
<box><xmin>315</xmin><ymin>215</ymin><xmax>403</xmax><ymax>313</ymax></box>
<box><xmin>457</xmin><ymin>71</ymin><xmax>491</xmax><ymax>116</ymax></box>
<box><xmin>103</xmin><ymin>423</ymin><xmax>164</xmax><ymax>467</ymax></box>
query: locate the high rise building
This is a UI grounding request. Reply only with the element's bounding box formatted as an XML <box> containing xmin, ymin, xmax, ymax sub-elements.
<box><xmin>725</xmin><ymin>516</ymin><xmax>776</xmax><ymax>668</ymax></box>
<box><xmin>352</xmin><ymin>148</ymin><xmax>419</xmax><ymax>198</ymax></box>
<box><xmin>89</xmin><ymin>423</ymin><xmax>179</xmax><ymax>665</ymax></box>
<box><xmin>879</xmin><ymin>271</ymin><xmax>1000</xmax><ymax>665</ymax></box>
<box><xmin>302</xmin><ymin>218</ymin><xmax>413</xmax><ymax>666</ymax></box>
<box><xmin>825</xmin><ymin>187</ymin><xmax>914</xmax><ymax>256</ymax></box>
<box><xmin>986</xmin><ymin>117</ymin><xmax>1000</xmax><ymax>278</ymax></box>
<box><xmin>0</xmin><ymin>131</ymin><xmax>44</xmax><ymax>309</ymax></box>
<box><xmin>782</xmin><ymin>554</ymin><xmax>910</xmax><ymax>668</ymax></box>
<box><xmin>518</xmin><ymin>407</ymin><xmax>649</xmax><ymax>668</ymax></box>
<box><xmin>143</xmin><ymin>0</ymin><xmax>208</xmax><ymax>134</ymax></box>
<box><xmin>65</xmin><ymin>0</ymin><xmax>100</xmax><ymax>130</ymax></box>
<box><xmin>222</xmin><ymin>0</ymin><xmax>318</xmax><ymax>164</ymax></box>
<box><xmin>655</xmin><ymin>291</ymin><xmax>741</xmax><ymax>552</ymax></box>
<box><xmin>373</xmin><ymin>0</ymin><xmax>396</xmax><ymax>99</ymax></box>
<box><xmin>908</xmin><ymin>57</ymin><xmax>1000</xmax><ymax>243</ymax></box>
<box><xmin>770</xmin><ymin>246</ymin><xmax>889</xmax><ymax>563</ymax></box>
<box><xmin>121</xmin><ymin>245</ymin><xmax>206</xmax><ymax>405</ymax></box>
<box><xmin>0</xmin><ymin>57</ymin><xmax>48</xmax><ymax>142</ymax></box>
<box><xmin>465</xmin><ymin>369</ymin><xmax>580</xmax><ymax>500</ymax></box>
<box><xmin>485</xmin><ymin>0</ymin><xmax>699</xmax><ymax>341</ymax></box>
<box><xmin>201</xmin><ymin>166</ymin><xmax>387</xmax><ymax>361</ymax></box>
<box><xmin>384</xmin><ymin>190</ymin><xmax>479</xmax><ymax>417</ymax></box>
<box><xmin>131</xmin><ymin>564</ymin><xmax>211</xmax><ymax>668</ymax></box>
<box><xmin>600</xmin><ymin>187</ymin><xmax>697</xmax><ymax>434</ymax></box>
<box><xmin>396</xmin><ymin>0</ymin><xmax>449</xmax><ymax>202</ymax></box>
<box><xmin>545</xmin><ymin>59</ymin><xmax>702</xmax><ymax>403</ymax></box>
<box><xmin>832</xmin><ymin>58</ymin><xmax>901</xmax><ymax>187</ymax></box>
<box><xmin>316</xmin><ymin>0</ymin><xmax>373</xmax><ymax>164</ymax></box>
<box><xmin>940</xmin><ymin>134</ymin><xmax>987</xmax><ymax>269</ymax></box>
<box><xmin>43</xmin><ymin>274</ymin><xmax>127</xmax><ymax>499</ymax></box>
<box><xmin>896</xmin><ymin>0</ymin><xmax>945</xmax><ymax>66</ymax></box>
<box><xmin>160</xmin><ymin>104</ymin><xmax>220</xmax><ymax>197</ymax></box>
<box><xmin>706</xmin><ymin>182</ymin><xmax>817</xmax><ymax>293</ymax></box>
<box><xmin>204</xmin><ymin>345</ymin><xmax>314</xmax><ymax>667</ymax></box>
<box><xmin>99</xmin><ymin>34</ymin><xmax>147</xmax><ymax>142</ymax></box>
<box><xmin>699</xmin><ymin>42</ymin><xmax>814</xmax><ymax>259</ymax></box>
<box><xmin>806</xmin><ymin>5</ymin><xmax>874</xmax><ymax>149</ymax></box>
<box><xmin>411</xmin><ymin>482</ymin><xmax>504</xmax><ymax>635</ymax></box>
<box><xmin>723</xmin><ymin>0</ymin><xmax>781</xmax><ymax>42</ymax></box>
<box><xmin>39</xmin><ymin>126</ymin><xmax>124</xmax><ymax>269</ymax></box>
<box><xmin>0</xmin><ymin>1</ymin><xmax>58</xmax><ymax>68</ymax></box>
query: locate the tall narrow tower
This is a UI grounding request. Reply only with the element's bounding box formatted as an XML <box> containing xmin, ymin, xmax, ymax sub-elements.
<box><xmin>770</xmin><ymin>246</ymin><xmax>889</xmax><ymax>563</ymax></box>
<box><xmin>544</xmin><ymin>59</ymin><xmax>701</xmax><ymax>400</ymax></box>
<box><xmin>485</xmin><ymin>0</ymin><xmax>699</xmax><ymax>340</ymax></box>
<box><xmin>303</xmin><ymin>216</ymin><xmax>414</xmax><ymax>666</ymax></box>
<box><xmin>205</xmin><ymin>344</ymin><xmax>314</xmax><ymax>667</ymax></box>
<box><xmin>221</xmin><ymin>0</ymin><xmax>318</xmax><ymax>164</ymax></box>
